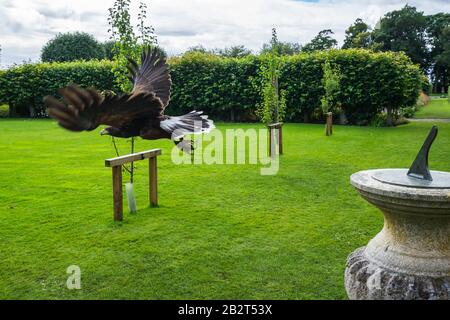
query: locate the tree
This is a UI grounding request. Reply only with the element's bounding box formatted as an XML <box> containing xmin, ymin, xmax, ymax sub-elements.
<box><xmin>427</xmin><ymin>13</ymin><xmax>450</xmax><ymax>93</ymax></box>
<box><xmin>136</xmin><ymin>1</ymin><xmax>157</xmax><ymax>45</ymax></box>
<box><xmin>107</xmin><ymin>0</ymin><xmax>157</xmax><ymax>92</ymax></box>
<box><xmin>302</xmin><ymin>29</ymin><xmax>338</xmax><ymax>52</ymax></box>
<box><xmin>184</xmin><ymin>45</ymin><xmax>210</xmax><ymax>55</ymax></box>
<box><xmin>261</xmin><ymin>28</ymin><xmax>301</xmax><ymax>56</ymax></box>
<box><xmin>372</xmin><ymin>5</ymin><xmax>429</xmax><ymax>71</ymax></box>
<box><xmin>342</xmin><ymin>18</ymin><xmax>372</xmax><ymax>49</ymax></box>
<box><xmin>107</xmin><ymin>0</ymin><xmax>158</xmax><ymax>188</ymax></box>
<box><xmin>41</xmin><ymin>32</ymin><xmax>104</xmax><ymax>62</ymax></box>
<box><xmin>256</xmin><ymin>33</ymin><xmax>286</xmax><ymax>125</ymax></box>
<box><xmin>215</xmin><ymin>45</ymin><xmax>252</xmax><ymax>58</ymax></box>
<box><xmin>102</xmin><ymin>40</ymin><xmax>117</xmax><ymax>60</ymax></box>
<box><xmin>321</xmin><ymin>60</ymin><xmax>341</xmax><ymax>114</ymax></box>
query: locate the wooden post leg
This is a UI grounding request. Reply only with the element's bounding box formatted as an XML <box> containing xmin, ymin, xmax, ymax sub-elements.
<box><xmin>268</xmin><ymin>128</ymin><xmax>272</xmax><ymax>157</ymax></box>
<box><xmin>270</xmin><ymin>128</ymin><xmax>277</xmax><ymax>158</ymax></box>
<box><xmin>112</xmin><ymin>166</ymin><xmax>123</xmax><ymax>222</ymax></box>
<box><xmin>149</xmin><ymin>157</ymin><xmax>158</xmax><ymax>207</ymax></box>
<box><xmin>279</xmin><ymin>126</ymin><xmax>283</xmax><ymax>155</ymax></box>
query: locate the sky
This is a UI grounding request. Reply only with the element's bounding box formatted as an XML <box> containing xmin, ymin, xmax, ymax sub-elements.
<box><xmin>1</xmin><ymin>0</ymin><xmax>450</xmax><ymax>67</ymax></box>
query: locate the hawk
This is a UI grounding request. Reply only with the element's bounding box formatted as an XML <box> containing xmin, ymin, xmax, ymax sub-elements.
<box><xmin>44</xmin><ymin>47</ymin><xmax>214</xmax><ymax>152</ymax></box>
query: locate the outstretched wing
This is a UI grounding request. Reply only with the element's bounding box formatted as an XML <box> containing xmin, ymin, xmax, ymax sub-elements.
<box><xmin>127</xmin><ymin>46</ymin><xmax>172</xmax><ymax>108</ymax></box>
<box><xmin>44</xmin><ymin>84</ymin><xmax>163</xmax><ymax>132</ymax></box>
<box><xmin>45</xmin><ymin>46</ymin><xmax>171</xmax><ymax>133</ymax></box>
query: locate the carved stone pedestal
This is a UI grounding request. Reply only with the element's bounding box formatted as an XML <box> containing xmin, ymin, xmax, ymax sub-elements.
<box><xmin>345</xmin><ymin>169</ymin><xmax>450</xmax><ymax>300</ymax></box>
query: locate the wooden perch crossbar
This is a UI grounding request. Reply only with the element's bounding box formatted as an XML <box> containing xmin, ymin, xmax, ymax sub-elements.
<box><xmin>267</xmin><ymin>122</ymin><xmax>283</xmax><ymax>129</ymax></box>
<box><xmin>105</xmin><ymin>149</ymin><xmax>161</xmax><ymax>222</ymax></box>
<box><xmin>105</xmin><ymin>149</ymin><xmax>161</xmax><ymax>167</ymax></box>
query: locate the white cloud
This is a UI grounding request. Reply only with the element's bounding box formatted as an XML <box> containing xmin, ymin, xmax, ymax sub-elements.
<box><xmin>0</xmin><ymin>0</ymin><xmax>449</xmax><ymax>67</ymax></box>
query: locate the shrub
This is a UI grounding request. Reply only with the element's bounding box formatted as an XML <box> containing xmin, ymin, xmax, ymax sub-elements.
<box><xmin>0</xmin><ymin>104</ymin><xmax>9</xmax><ymax>117</ymax></box>
<box><xmin>400</xmin><ymin>106</ymin><xmax>418</xmax><ymax>118</ymax></box>
<box><xmin>0</xmin><ymin>49</ymin><xmax>423</xmax><ymax>123</ymax></box>
<box><xmin>41</xmin><ymin>32</ymin><xmax>105</xmax><ymax>62</ymax></box>
<box><xmin>417</xmin><ymin>91</ymin><xmax>430</xmax><ymax>106</ymax></box>
<box><xmin>0</xmin><ymin>60</ymin><xmax>118</xmax><ymax>117</ymax></box>
<box><xmin>168</xmin><ymin>52</ymin><xmax>261</xmax><ymax>121</ymax></box>
<box><xmin>102</xmin><ymin>41</ymin><xmax>117</xmax><ymax>60</ymax></box>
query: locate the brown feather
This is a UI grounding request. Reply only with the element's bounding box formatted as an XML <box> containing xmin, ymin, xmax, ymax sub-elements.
<box><xmin>128</xmin><ymin>46</ymin><xmax>172</xmax><ymax>109</ymax></box>
<box><xmin>44</xmin><ymin>47</ymin><xmax>172</xmax><ymax>134</ymax></box>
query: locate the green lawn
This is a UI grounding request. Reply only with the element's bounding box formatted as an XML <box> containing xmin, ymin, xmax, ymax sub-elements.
<box><xmin>1</xmin><ymin>120</ymin><xmax>450</xmax><ymax>300</ymax></box>
<box><xmin>414</xmin><ymin>98</ymin><xmax>450</xmax><ymax>119</ymax></box>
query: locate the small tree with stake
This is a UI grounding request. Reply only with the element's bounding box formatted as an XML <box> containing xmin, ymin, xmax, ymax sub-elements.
<box><xmin>107</xmin><ymin>0</ymin><xmax>157</xmax><ymax>213</ymax></box>
<box><xmin>257</xmin><ymin>29</ymin><xmax>286</xmax><ymax>157</ymax></box>
<box><xmin>321</xmin><ymin>60</ymin><xmax>341</xmax><ymax>136</ymax></box>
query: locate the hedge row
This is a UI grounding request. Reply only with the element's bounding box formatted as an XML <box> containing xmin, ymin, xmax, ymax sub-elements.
<box><xmin>0</xmin><ymin>60</ymin><xmax>118</xmax><ymax>117</ymax></box>
<box><xmin>0</xmin><ymin>49</ymin><xmax>426</xmax><ymax>123</ymax></box>
<box><xmin>168</xmin><ymin>50</ymin><xmax>426</xmax><ymax>123</ymax></box>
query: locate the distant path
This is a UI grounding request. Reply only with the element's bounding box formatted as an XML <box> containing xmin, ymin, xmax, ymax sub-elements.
<box><xmin>408</xmin><ymin>118</ymin><xmax>450</xmax><ymax>123</ymax></box>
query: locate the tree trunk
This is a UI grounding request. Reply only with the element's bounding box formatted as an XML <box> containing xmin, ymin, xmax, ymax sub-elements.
<box><xmin>386</xmin><ymin>106</ymin><xmax>393</xmax><ymax>127</ymax></box>
<box><xmin>444</xmin><ymin>71</ymin><xmax>448</xmax><ymax>93</ymax></box>
<box><xmin>339</xmin><ymin>109</ymin><xmax>348</xmax><ymax>125</ymax></box>
<box><xmin>326</xmin><ymin>112</ymin><xmax>333</xmax><ymax>136</ymax></box>
<box><xmin>303</xmin><ymin>112</ymin><xmax>310</xmax><ymax>123</ymax></box>
<box><xmin>8</xmin><ymin>103</ymin><xmax>15</xmax><ymax>117</ymax></box>
<box><xmin>274</xmin><ymin>74</ymin><xmax>279</xmax><ymax>123</ymax></box>
<box><xmin>29</xmin><ymin>106</ymin><xmax>36</xmax><ymax>118</ymax></box>
<box><xmin>230</xmin><ymin>109</ymin><xmax>235</xmax><ymax>122</ymax></box>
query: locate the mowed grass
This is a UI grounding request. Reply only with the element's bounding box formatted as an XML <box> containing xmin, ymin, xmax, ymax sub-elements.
<box><xmin>1</xmin><ymin>119</ymin><xmax>450</xmax><ymax>300</ymax></box>
<box><xmin>415</xmin><ymin>98</ymin><xmax>450</xmax><ymax>119</ymax></box>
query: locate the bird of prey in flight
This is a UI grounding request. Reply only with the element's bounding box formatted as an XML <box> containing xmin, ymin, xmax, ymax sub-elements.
<box><xmin>44</xmin><ymin>47</ymin><xmax>214</xmax><ymax>152</ymax></box>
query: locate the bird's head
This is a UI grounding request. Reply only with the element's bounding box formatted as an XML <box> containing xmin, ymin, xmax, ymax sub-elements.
<box><xmin>100</xmin><ymin>126</ymin><xmax>125</xmax><ymax>137</ymax></box>
<box><xmin>100</xmin><ymin>127</ymin><xmax>113</xmax><ymax>136</ymax></box>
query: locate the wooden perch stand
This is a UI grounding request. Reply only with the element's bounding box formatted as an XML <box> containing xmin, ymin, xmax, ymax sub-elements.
<box><xmin>105</xmin><ymin>149</ymin><xmax>161</xmax><ymax>222</ymax></box>
<box><xmin>268</xmin><ymin>122</ymin><xmax>283</xmax><ymax>157</ymax></box>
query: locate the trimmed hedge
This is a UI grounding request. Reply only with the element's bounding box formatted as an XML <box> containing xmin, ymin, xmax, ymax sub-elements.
<box><xmin>0</xmin><ymin>60</ymin><xmax>118</xmax><ymax>117</ymax></box>
<box><xmin>168</xmin><ymin>53</ymin><xmax>260</xmax><ymax>121</ymax></box>
<box><xmin>168</xmin><ymin>50</ymin><xmax>424</xmax><ymax>124</ymax></box>
<box><xmin>0</xmin><ymin>49</ymin><xmax>425</xmax><ymax>123</ymax></box>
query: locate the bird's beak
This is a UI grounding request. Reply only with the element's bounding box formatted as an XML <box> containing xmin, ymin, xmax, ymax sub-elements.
<box><xmin>100</xmin><ymin>129</ymin><xmax>109</xmax><ymax>136</ymax></box>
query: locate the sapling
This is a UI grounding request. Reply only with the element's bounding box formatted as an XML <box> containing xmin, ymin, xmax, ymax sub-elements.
<box><xmin>107</xmin><ymin>0</ymin><xmax>157</xmax><ymax>213</ymax></box>
<box><xmin>321</xmin><ymin>60</ymin><xmax>341</xmax><ymax>135</ymax></box>
<box><xmin>256</xmin><ymin>49</ymin><xmax>286</xmax><ymax>157</ymax></box>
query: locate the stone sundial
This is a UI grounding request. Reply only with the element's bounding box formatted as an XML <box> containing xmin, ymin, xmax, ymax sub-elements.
<box><xmin>372</xmin><ymin>126</ymin><xmax>450</xmax><ymax>189</ymax></box>
<box><xmin>345</xmin><ymin>126</ymin><xmax>450</xmax><ymax>300</ymax></box>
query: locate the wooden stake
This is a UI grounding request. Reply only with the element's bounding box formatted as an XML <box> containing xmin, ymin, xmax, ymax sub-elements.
<box><xmin>112</xmin><ymin>165</ymin><xmax>123</xmax><ymax>222</ymax></box>
<box><xmin>269</xmin><ymin>127</ymin><xmax>273</xmax><ymax>157</ymax></box>
<box><xmin>279</xmin><ymin>125</ymin><xmax>283</xmax><ymax>155</ymax></box>
<box><xmin>326</xmin><ymin>112</ymin><xmax>333</xmax><ymax>136</ymax></box>
<box><xmin>268</xmin><ymin>122</ymin><xmax>284</xmax><ymax>157</ymax></box>
<box><xmin>149</xmin><ymin>157</ymin><xmax>158</xmax><ymax>207</ymax></box>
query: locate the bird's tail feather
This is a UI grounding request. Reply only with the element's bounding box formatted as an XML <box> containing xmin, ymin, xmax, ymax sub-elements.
<box><xmin>160</xmin><ymin>111</ymin><xmax>215</xmax><ymax>140</ymax></box>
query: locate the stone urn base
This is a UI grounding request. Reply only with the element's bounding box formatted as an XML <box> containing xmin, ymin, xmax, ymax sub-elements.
<box><xmin>345</xmin><ymin>247</ymin><xmax>450</xmax><ymax>300</ymax></box>
<box><xmin>345</xmin><ymin>169</ymin><xmax>450</xmax><ymax>300</ymax></box>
